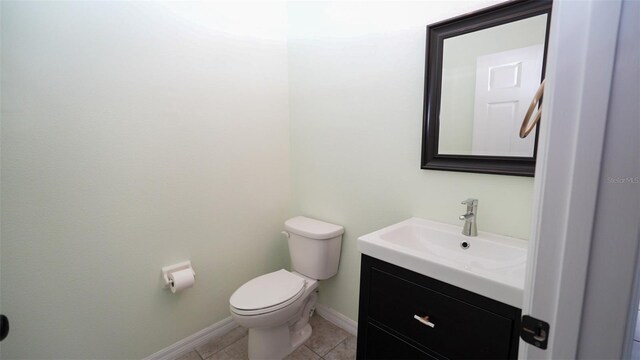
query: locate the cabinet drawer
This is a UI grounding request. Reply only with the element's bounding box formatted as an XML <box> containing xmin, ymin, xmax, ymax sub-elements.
<box><xmin>368</xmin><ymin>267</ymin><xmax>515</xmax><ymax>359</ymax></box>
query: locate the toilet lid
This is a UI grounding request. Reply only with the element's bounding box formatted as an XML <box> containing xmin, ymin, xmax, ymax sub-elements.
<box><xmin>230</xmin><ymin>270</ymin><xmax>306</xmax><ymax>312</ymax></box>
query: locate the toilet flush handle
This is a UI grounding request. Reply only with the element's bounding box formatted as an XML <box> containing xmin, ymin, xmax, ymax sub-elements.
<box><xmin>281</xmin><ymin>231</ymin><xmax>290</xmax><ymax>238</ymax></box>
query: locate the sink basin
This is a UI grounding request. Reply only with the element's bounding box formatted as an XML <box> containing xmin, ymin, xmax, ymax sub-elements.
<box><xmin>358</xmin><ymin>217</ymin><xmax>527</xmax><ymax>307</ymax></box>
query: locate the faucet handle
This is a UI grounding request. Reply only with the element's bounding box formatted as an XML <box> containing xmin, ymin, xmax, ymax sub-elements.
<box><xmin>461</xmin><ymin>198</ymin><xmax>478</xmax><ymax>206</ymax></box>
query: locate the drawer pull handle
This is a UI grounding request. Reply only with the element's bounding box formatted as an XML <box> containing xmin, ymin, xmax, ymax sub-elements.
<box><xmin>413</xmin><ymin>315</ymin><xmax>435</xmax><ymax>328</ymax></box>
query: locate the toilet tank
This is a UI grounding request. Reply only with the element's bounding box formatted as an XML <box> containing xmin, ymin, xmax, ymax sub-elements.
<box><xmin>284</xmin><ymin>216</ymin><xmax>344</xmax><ymax>280</ymax></box>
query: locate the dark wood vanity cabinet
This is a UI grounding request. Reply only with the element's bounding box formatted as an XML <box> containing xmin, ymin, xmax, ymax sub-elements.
<box><xmin>357</xmin><ymin>255</ymin><xmax>521</xmax><ymax>359</ymax></box>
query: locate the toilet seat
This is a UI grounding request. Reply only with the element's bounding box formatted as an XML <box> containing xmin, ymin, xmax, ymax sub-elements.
<box><xmin>230</xmin><ymin>270</ymin><xmax>306</xmax><ymax>316</ymax></box>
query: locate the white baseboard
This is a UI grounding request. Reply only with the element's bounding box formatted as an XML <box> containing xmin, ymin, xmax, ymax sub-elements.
<box><xmin>315</xmin><ymin>304</ymin><xmax>358</xmax><ymax>336</ymax></box>
<box><xmin>145</xmin><ymin>317</ymin><xmax>238</xmax><ymax>360</ymax></box>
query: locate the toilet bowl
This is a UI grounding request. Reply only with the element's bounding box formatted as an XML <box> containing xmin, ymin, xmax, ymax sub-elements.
<box><xmin>230</xmin><ymin>270</ymin><xmax>319</xmax><ymax>359</ymax></box>
<box><xmin>229</xmin><ymin>216</ymin><xmax>344</xmax><ymax>360</ymax></box>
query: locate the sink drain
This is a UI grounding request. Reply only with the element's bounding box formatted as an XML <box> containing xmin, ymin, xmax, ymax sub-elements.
<box><xmin>460</xmin><ymin>240</ymin><xmax>471</xmax><ymax>250</ymax></box>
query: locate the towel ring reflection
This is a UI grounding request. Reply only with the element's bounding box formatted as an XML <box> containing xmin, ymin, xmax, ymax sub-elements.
<box><xmin>520</xmin><ymin>79</ymin><xmax>546</xmax><ymax>138</ymax></box>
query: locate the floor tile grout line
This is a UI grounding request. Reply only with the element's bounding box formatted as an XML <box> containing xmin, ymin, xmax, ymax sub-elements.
<box><xmin>198</xmin><ymin>333</ymin><xmax>247</xmax><ymax>360</ymax></box>
<box><xmin>304</xmin><ymin>344</ymin><xmax>324</xmax><ymax>358</ymax></box>
<box><xmin>320</xmin><ymin>335</ymin><xmax>349</xmax><ymax>358</ymax></box>
<box><xmin>221</xmin><ymin>335</ymin><xmax>246</xmax><ymax>359</ymax></box>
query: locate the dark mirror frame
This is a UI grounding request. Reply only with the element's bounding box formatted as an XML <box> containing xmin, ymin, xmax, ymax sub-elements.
<box><xmin>421</xmin><ymin>0</ymin><xmax>552</xmax><ymax>177</ymax></box>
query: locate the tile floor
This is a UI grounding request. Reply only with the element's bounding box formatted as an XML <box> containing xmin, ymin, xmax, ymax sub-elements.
<box><xmin>175</xmin><ymin>315</ymin><xmax>356</xmax><ymax>360</ymax></box>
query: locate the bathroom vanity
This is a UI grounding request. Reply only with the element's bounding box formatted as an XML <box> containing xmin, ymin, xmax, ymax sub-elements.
<box><xmin>356</xmin><ymin>255</ymin><xmax>521</xmax><ymax>359</ymax></box>
<box><xmin>356</xmin><ymin>217</ymin><xmax>527</xmax><ymax>359</ymax></box>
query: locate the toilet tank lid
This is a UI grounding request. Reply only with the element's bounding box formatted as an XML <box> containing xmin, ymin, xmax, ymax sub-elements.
<box><xmin>285</xmin><ymin>216</ymin><xmax>344</xmax><ymax>240</ymax></box>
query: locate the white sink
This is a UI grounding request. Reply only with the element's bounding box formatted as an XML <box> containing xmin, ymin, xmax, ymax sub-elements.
<box><xmin>358</xmin><ymin>217</ymin><xmax>527</xmax><ymax>307</ymax></box>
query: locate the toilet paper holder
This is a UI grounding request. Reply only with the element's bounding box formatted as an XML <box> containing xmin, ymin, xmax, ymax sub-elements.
<box><xmin>161</xmin><ymin>261</ymin><xmax>196</xmax><ymax>288</ymax></box>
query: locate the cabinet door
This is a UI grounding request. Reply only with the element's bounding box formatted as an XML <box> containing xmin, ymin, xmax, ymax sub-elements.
<box><xmin>368</xmin><ymin>267</ymin><xmax>514</xmax><ymax>359</ymax></box>
<box><xmin>361</xmin><ymin>323</ymin><xmax>437</xmax><ymax>360</ymax></box>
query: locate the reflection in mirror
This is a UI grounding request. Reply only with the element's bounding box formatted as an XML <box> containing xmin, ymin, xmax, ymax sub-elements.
<box><xmin>421</xmin><ymin>0</ymin><xmax>552</xmax><ymax>176</ymax></box>
<box><xmin>438</xmin><ymin>15</ymin><xmax>548</xmax><ymax>157</ymax></box>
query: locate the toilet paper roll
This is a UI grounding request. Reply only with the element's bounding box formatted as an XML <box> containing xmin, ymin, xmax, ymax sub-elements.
<box><xmin>169</xmin><ymin>268</ymin><xmax>195</xmax><ymax>293</ymax></box>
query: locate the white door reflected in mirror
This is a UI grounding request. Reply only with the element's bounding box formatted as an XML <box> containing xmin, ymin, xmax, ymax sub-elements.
<box><xmin>437</xmin><ymin>14</ymin><xmax>547</xmax><ymax>157</ymax></box>
<box><xmin>472</xmin><ymin>44</ymin><xmax>543</xmax><ymax>157</ymax></box>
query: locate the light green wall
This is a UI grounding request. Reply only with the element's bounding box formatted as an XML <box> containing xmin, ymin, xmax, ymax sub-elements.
<box><xmin>1</xmin><ymin>1</ymin><xmax>537</xmax><ymax>357</ymax></box>
<box><xmin>288</xmin><ymin>1</ymin><xmax>534</xmax><ymax>322</ymax></box>
<box><xmin>1</xmin><ymin>2</ymin><xmax>290</xmax><ymax>358</ymax></box>
<box><xmin>439</xmin><ymin>14</ymin><xmax>548</xmax><ymax>155</ymax></box>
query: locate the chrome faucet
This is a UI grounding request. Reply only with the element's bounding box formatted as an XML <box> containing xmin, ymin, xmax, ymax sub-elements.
<box><xmin>459</xmin><ymin>198</ymin><xmax>478</xmax><ymax>237</ymax></box>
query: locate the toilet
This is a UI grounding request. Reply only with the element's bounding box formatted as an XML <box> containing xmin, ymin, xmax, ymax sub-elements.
<box><xmin>229</xmin><ymin>216</ymin><xmax>344</xmax><ymax>360</ymax></box>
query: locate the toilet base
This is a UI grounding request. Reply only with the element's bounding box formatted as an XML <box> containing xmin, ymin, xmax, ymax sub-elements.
<box><xmin>290</xmin><ymin>323</ymin><xmax>312</xmax><ymax>351</ymax></box>
<box><xmin>248</xmin><ymin>324</ymin><xmax>291</xmax><ymax>360</ymax></box>
<box><xmin>247</xmin><ymin>322</ymin><xmax>312</xmax><ymax>360</ymax></box>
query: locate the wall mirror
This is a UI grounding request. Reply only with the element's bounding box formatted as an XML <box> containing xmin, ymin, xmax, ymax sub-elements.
<box><xmin>421</xmin><ymin>0</ymin><xmax>552</xmax><ymax>176</ymax></box>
